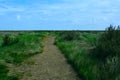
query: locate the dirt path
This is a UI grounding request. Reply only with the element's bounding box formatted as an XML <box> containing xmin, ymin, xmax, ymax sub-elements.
<box><xmin>10</xmin><ymin>36</ymin><xmax>80</xmax><ymax>80</ymax></box>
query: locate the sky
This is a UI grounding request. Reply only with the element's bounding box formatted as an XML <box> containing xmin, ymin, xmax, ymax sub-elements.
<box><xmin>0</xmin><ymin>0</ymin><xmax>120</xmax><ymax>30</ymax></box>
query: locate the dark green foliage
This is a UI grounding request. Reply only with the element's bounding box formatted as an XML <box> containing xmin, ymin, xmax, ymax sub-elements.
<box><xmin>90</xmin><ymin>25</ymin><xmax>120</xmax><ymax>80</ymax></box>
<box><xmin>7</xmin><ymin>75</ymin><xmax>19</xmax><ymax>80</ymax></box>
<box><xmin>58</xmin><ymin>31</ymin><xmax>80</xmax><ymax>41</ymax></box>
<box><xmin>0</xmin><ymin>63</ymin><xmax>19</xmax><ymax>80</ymax></box>
<box><xmin>9</xmin><ymin>52</ymin><xmax>28</xmax><ymax>64</ymax></box>
<box><xmin>0</xmin><ymin>64</ymin><xmax>9</xmax><ymax>74</ymax></box>
<box><xmin>2</xmin><ymin>34</ymin><xmax>19</xmax><ymax>46</ymax></box>
<box><xmin>92</xmin><ymin>25</ymin><xmax>120</xmax><ymax>61</ymax></box>
<box><xmin>96</xmin><ymin>58</ymin><xmax>120</xmax><ymax>80</ymax></box>
<box><xmin>0</xmin><ymin>64</ymin><xmax>9</xmax><ymax>80</ymax></box>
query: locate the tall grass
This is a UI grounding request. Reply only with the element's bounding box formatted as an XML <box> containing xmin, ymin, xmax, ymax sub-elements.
<box><xmin>56</xmin><ymin>41</ymin><xmax>97</xmax><ymax>80</ymax></box>
<box><xmin>79</xmin><ymin>32</ymin><xmax>100</xmax><ymax>46</ymax></box>
<box><xmin>55</xmin><ymin>31</ymin><xmax>99</xmax><ymax>80</ymax></box>
<box><xmin>55</xmin><ymin>27</ymin><xmax>120</xmax><ymax>80</ymax></box>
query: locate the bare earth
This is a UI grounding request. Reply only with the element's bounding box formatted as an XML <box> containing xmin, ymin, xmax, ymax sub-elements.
<box><xmin>10</xmin><ymin>36</ymin><xmax>80</xmax><ymax>80</ymax></box>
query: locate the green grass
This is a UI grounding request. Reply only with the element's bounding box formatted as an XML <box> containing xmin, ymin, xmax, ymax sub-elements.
<box><xmin>55</xmin><ymin>31</ymin><xmax>102</xmax><ymax>80</ymax></box>
<box><xmin>55</xmin><ymin>29</ymin><xmax>120</xmax><ymax>80</ymax></box>
<box><xmin>79</xmin><ymin>32</ymin><xmax>100</xmax><ymax>46</ymax></box>
<box><xmin>0</xmin><ymin>32</ymin><xmax>45</xmax><ymax>64</ymax></box>
<box><xmin>0</xmin><ymin>63</ymin><xmax>18</xmax><ymax>80</ymax></box>
<box><xmin>56</xmin><ymin>40</ymin><xmax>97</xmax><ymax>80</ymax></box>
<box><xmin>0</xmin><ymin>31</ymin><xmax>46</xmax><ymax>80</ymax></box>
<box><xmin>90</xmin><ymin>26</ymin><xmax>120</xmax><ymax>80</ymax></box>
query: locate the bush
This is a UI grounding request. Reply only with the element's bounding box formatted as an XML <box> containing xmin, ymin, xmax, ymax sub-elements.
<box><xmin>92</xmin><ymin>25</ymin><xmax>120</xmax><ymax>61</ymax></box>
<box><xmin>91</xmin><ymin>25</ymin><xmax>120</xmax><ymax>80</ymax></box>
<box><xmin>58</xmin><ymin>31</ymin><xmax>80</xmax><ymax>41</ymax></box>
<box><xmin>2</xmin><ymin>34</ymin><xmax>19</xmax><ymax>46</ymax></box>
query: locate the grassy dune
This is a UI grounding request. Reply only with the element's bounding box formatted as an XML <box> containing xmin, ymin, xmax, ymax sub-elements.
<box><xmin>0</xmin><ymin>32</ymin><xmax>46</xmax><ymax>80</ymax></box>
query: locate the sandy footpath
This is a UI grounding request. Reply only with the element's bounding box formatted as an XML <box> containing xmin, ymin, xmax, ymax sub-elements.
<box><xmin>9</xmin><ymin>36</ymin><xmax>80</xmax><ymax>80</ymax></box>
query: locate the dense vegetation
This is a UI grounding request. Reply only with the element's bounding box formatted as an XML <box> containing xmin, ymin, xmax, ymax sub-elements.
<box><xmin>55</xmin><ymin>25</ymin><xmax>120</xmax><ymax>80</ymax></box>
<box><xmin>0</xmin><ymin>32</ymin><xmax>46</xmax><ymax>80</ymax></box>
<box><xmin>0</xmin><ymin>27</ymin><xmax>120</xmax><ymax>80</ymax></box>
<box><xmin>91</xmin><ymin>26</ymin><xmax>120</xmax><ymax>80</ymax></box>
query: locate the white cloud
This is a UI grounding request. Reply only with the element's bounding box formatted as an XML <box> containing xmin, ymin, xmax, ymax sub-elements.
<box><xmin>16</xmin><ymin>14</ymin><xmax>21</xmax><ymax>20</ymax></box>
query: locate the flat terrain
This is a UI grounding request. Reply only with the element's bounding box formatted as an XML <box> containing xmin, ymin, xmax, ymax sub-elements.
<box><xmin>10</xmin><ymin>36</ymin><xmax>80</xmax><ymax>80</ymax></box>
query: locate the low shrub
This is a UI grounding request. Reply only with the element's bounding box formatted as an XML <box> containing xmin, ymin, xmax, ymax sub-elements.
<box><xmin>2</xmin><ymin>34</ymin><xmax>19</xmax><ymax>46</ymax></box>
<box><xmin>58</xmin><ymin>31</ymin><xmax>80</xmax><ymax>41</ymax></box>
<box><xmin>92</xmin><ymin>25</ymin><xmax>120</xmax><ymax>61</ymax></box>
<box><xmin>91</xmin><ymin>25</ymin><xmax>120</xmax><ymax>80</ymax></box>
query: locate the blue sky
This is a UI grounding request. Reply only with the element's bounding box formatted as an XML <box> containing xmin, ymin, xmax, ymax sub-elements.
<box><xmin>0</xmin><ymin>0</ymin><xmax>120</xmax><ymax>30</ymax></box>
